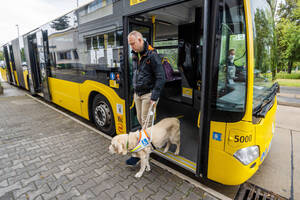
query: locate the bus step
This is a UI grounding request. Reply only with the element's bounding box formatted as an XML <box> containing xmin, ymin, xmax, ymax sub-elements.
<box><xmin>235</xmin><ymin>182</ymin><xmax>287</xmax><ymax>200</ymax></box>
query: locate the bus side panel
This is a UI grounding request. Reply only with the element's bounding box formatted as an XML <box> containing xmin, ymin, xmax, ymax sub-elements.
<box><xmin>9</xmin><ymin>62</ymin><xmax>17</xmax><ymax>85</ymax></box>
<box><xmin>255</xmin><ymin>97</ymin><xmax>277</xmax><ymax>165</ymax></box>
<box><xmin>14</xmin><ymin>70</ymin><xmax>19</xmax><ymax>86</ymax></box>
<box><xmin>23</xmin><ymin>69</ymin><xmax>29</xmax><ymax>90</ymax></box>
<box><xmin>48</xmin><ymin>77</ymin><xmax>82</xmax><ymax>116</ymax></box>
<box><xmin>79</xmin><ymin>80</ymin><xmax>126</xmax><ymax>135</ymax></box>
<box><xmin>0</xmin><ymin>68</ymin><xmax>7</xmax><ymax>81</ymax></box>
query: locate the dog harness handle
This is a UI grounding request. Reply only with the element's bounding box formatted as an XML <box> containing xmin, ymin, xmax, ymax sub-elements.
<box><xmin>129</xmin><ymin>100</ymin><xmax>158</xmax><ymax>153</ymax></box>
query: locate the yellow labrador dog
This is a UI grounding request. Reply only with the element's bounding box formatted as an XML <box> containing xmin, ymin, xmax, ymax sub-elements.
<box><xmin>109</xmin><ymin>117</ymin><xmax>180</xmax><ymax>178</ymax></box>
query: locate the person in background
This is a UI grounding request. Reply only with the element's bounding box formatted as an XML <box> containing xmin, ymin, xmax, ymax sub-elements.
<box><xmin>227</xmin><ymin>49</ymin><xmax>236</xmax><ymax>84</ymax></box>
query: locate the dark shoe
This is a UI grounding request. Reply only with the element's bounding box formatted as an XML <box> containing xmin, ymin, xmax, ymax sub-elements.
<box><xmin>126</xmin><ymin>157</ymin><xmax>140</xmax><ymax>166</ymax></box>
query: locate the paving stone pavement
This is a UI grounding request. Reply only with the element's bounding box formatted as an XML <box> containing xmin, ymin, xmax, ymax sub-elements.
<box><xmin>0</xmin><ymin>93</ymin><xmax>217</xmax><ymax>200</ymax></box>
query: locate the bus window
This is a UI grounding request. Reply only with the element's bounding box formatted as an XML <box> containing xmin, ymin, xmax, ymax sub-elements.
<box><xmin>215</xmin><ymin>0</ymin><xmax>247</xmax><ymax>113</ymax></box>
<box><xmin>84</xmin><ymin>31</ymin><xmax>123</xmax><ymax>68</ymax></box>
<box><xmin>251</xmin><ymin>0</ymin><xmax>275</xmax><ymax>111</ymax></box>
<box><xmin>155</xmin><ymin>40</ymin><xmax>178</xmax><ymax>71</ymax></box>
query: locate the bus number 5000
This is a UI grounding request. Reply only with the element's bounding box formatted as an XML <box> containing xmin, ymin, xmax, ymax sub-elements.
<box><xmin>234</xmin><ymin>135</ymin><xmax>252</xmax><ymax>143</ymax></box>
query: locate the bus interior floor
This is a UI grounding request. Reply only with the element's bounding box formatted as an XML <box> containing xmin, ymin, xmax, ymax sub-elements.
<box><xmin>156</xmin><ymin>98</ymin><xmax>199</xmax><ymax>163</ymax></box>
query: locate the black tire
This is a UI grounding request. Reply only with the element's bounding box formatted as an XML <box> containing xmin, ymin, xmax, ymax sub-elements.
<box><xmin>92</xmin><ymin>94</ymin><xmax>115</xmax><ymax>136</ymax></box>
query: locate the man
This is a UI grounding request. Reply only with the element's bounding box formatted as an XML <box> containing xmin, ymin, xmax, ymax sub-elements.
<box><xmin>126</xmin><ymin>31</ymin><xmax>165</xmax><ymax>165</ymax></box>
<box><xmin>227</xmin><ymin>49</ymin><xmax>236</xmax><ymax>84</ymax></box>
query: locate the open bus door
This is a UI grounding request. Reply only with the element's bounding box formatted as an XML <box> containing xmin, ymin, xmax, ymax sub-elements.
<box><xmin>39</xmin><ymin>30</ymin><xmax>52</xmax><ymax>101</ymax></box>
<box><xmin>27</xmin><ymin>29</ymin><xmax>51</xmax><ymax>100</ymax></box>
<box><xmin>27</xmin><ymin>33</ymin><xmax>42</xmax><ymax>94</ymax></box>
<box><xmin>124</xmin><ymin>17</ymin><xmax>153</xmax><ymax>131</ymax></box>
<box><xmin>3</xmin><ymin>45</ymin><xmax>14</xmax><ymax>84</ymax></box>
<box><xmin>123</xmin><ymin>0</ymin><xmax>213</xmax><ymax>179</ymax></box>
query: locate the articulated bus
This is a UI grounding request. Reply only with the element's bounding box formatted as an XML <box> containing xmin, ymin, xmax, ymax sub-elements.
<box><xmin>1</xmin><ymin>0</ymin><xmax>278</xmax><ymax>185</ymax></box>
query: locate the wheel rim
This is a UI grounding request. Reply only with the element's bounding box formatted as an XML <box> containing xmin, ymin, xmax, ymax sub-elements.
<box><xmin>94</xmin><ymin>101</ymin><xmax>112</xmax><ymax>128</ymax></box>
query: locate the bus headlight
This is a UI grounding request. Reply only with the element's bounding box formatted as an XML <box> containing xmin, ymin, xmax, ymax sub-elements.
<box><xmin>233</xmin><ymin>145</ymin><xmax>259</xmax><ymax>165</ymax></box>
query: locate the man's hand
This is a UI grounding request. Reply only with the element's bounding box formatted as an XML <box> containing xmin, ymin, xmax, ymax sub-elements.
<box><xmin>150</xmin><ymin>100</ymin><xmax>156</xmax><ymax>106</ymax></box>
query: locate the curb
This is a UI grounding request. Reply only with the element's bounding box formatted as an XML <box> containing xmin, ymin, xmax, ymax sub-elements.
<box><xmin>278</xmin><ymin>93</ymin><xmax>300</xmax><ymax>99</ymax></box>
<box><xmin>278</xmin><ymin>100</ymin><xmax>300</xmax><ymax>108</ymax></box>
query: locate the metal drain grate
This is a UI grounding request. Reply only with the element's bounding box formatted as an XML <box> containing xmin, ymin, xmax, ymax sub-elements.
<box><xmin>235</xmin><ymin>182</ymin><xmax>288</xmax><ymax>200</ymax></box>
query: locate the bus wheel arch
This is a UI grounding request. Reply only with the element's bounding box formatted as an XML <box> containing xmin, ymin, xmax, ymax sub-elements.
<box><xmin>89</xmin><ymin>92</ymin><xmax>116</xmax><ymax>136</ymax></box>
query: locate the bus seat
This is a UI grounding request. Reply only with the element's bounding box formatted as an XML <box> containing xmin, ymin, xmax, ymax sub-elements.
<box><xmin>161</xmin><ymin>57</ymin><xmax>181</xmax><ymax>82</ymax></box>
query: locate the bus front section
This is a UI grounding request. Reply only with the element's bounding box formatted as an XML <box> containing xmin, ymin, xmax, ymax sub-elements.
<box><xmin>206</xmin><ymin>0</ymin><xmax>278</xmax><ymax>185</ymax></box>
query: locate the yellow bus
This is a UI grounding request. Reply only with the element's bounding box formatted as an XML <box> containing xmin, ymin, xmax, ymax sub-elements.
<box><xmin>4</xmin><ymin>0</ymin><xmax>278</xmax><ymax>185</ymax></box>
<box><xmin>1</xmin><ymin>38</ymin><xmax>29</xmax><ymax>89</ymax></box>
<box><xmin>0</xmin><ymin>60</ymin><xmax>7</xmax><ymax>81</ymax></box>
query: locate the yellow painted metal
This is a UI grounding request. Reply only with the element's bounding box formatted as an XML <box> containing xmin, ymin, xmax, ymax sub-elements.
<box><xmin>0</xmin><ymin>68</ymin><xmax>7</xmax><ymax>81</ymax></box>
<box><xmin>48</xmin><ymin>78</ymin><xmax>127</xmax><ymax>135</ymax></box>
<box><xmin>207</xmin><ymin>98</ymin><xmax>277</xmax><ymax>185</ymax></box>
<box><xmin>255</xmin><ymin>97</ymin><xmax>277</xmax><ymax>165</ymax></box>
<box><xmin>206</xmin><ymin>0</ymin><xmax>277</xmax><ymax>185</ymax></box>
<box><xmin>207</xmin><ymin>147</ymin><xmax>259</xmax><ymax>185</ymax></box>
<box><xmin>48</xmin><ymin>77</ymin><xmax>82</xmax><ymax>116</ymax></box>
<box><xmin>130</xmin><ymin>0</ymin><xmax>147</xmax><ymax>6</ymax></box>
<box><xmin>79</xmin><ymin>80</ymin><xmax>126</xmax><ymax>135</ymax></box>
<box><xmin>23</xmin><ymin>70</ymin><xmax>29</xmax><ymax>90</ymax></box>
<box><xmin>182</xmin><ymin>87</ymin><xmax>193</xmax><ymax>98</ymax></box>
<box><xmin>109</xmin><ymin>80</ymin><xmax>119</xmax><ymax>89</ymax></box>
<box><xmin>241</xmin><ymin>0</ymin><xmax>254</xmax><ymax>122</ymax></box>
<box><xmin>13</xmin><ymin>71</ymin><xmax>19</xmax><ymax>86</ymax></box>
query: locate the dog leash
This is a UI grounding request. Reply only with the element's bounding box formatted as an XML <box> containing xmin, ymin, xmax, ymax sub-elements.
<box><xmin>143</xmin><ymin>99</ymin><xmax>159</xmax><ymax>143</ymax></box>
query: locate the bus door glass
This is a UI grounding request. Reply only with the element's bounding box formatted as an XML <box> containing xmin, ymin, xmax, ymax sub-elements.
<box><xmin>126</xmin><ymin>19</ymin><xmax>153</xmax><ymax>130</ymax></box>
<box><xmin>37</xmin><ymin>30</ymin><xmax>52</xmax><ymax>101</ymax></box>
<box><xmin>3</xmin><ymin>46</ymin><xmax>14</xmax><ymax>83</ymax></box>
<box><xmin>8</xmin><ymin>45</ymin><xmax>17</xmax><ymax>85</ymax></box>
<box><xmin>28</xmin><ymin>34</ymin><xmax>42</xmax><ymax>93</ymax></box>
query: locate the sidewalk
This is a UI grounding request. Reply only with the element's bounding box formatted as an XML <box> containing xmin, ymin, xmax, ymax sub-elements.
<box><xmin>0</xmin><ymin>81</ymin><xmax>27</xmax><ymax>97</ymax></box>
<box><xmin>0</xmin><ymin>84</ymin><xmax>221</xmax><ymax>200</ymax></box>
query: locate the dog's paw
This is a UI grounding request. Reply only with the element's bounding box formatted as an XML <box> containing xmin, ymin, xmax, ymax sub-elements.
<box><xmin>174</xmin><ymin>151</ymin><xmax>179</xmax><ymax>155</ymax></box>
<box><xmin>163</xmin><ymin>149</ymin><xmax>168</xmax><ymax>154</ymax></box>
<box><xmin>135</xmin><ymin>172</ymin><xmax>143</xmax><ymax>178</ymax></box>
<box><xmin>146</xmin><ymin>166</ymin><xmax>151</xmax><ymax>171</ymax></box>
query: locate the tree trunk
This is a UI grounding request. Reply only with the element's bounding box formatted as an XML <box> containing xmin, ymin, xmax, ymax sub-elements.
<box><xmin>0</xmin><ymin>85</ymin><xmax>3</xmax><ymax>95</ymax></box>
<box><xmin>288</xmin><ymin>60</ymin><xmax>293</xmax><ymax>74</ymax></box>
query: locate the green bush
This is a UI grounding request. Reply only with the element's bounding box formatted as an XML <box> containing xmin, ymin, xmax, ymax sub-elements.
<box><xmin>276</xmin><ymin>72</ymin><xmax>300</xmax><ymax>79</ymax></box>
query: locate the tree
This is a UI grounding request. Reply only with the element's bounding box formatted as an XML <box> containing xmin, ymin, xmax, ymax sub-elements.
<box><xmin>0</xmin><ymin>51</ymin><xmax>3</xmax><ymax>61</ymax></box>
<box><xmin>276</xmin><ymin>0</ymin><xmax>300</xmax><ymax>73</ymax></box>
<box><xmin>254</xmin><ymin>9</ymin><xmax>272</xmax><ymax>74</ymax></box>
<box><xmin>267</xmin><ymin>0</ymin><xmax>278</xmax><ymax>80</ymax></box>
<box><xmin>50</xmin><ymin>16</ymin><xmax>70</xmax><ymax>31</ymax></box>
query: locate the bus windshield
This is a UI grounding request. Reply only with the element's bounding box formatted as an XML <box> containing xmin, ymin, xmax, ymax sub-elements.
<box><xmin>251</xmin><ymin>0</ymin><xmax>275</xmax><ymax>110</ymax></box>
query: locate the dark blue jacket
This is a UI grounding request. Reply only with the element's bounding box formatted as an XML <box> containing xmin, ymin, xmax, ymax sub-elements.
<box><xmin>132</xmin><ymin>41</ymin><xmax>165</xmax><ymax>101</ymax></box>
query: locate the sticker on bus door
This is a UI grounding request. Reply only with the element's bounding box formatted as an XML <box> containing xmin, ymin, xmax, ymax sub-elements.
<box><xmin>130</xmin><ymin>0</ymin><xmax>147</xmax><ymax>6</ymax></box>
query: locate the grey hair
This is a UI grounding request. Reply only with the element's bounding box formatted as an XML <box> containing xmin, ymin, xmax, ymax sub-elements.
<box><xmin>128</xmin><ymin>30</ymin><xmax>143</xmax><ymax>39</ymax></box>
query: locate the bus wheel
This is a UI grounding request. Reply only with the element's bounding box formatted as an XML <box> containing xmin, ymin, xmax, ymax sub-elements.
<box><xmin>92</xmin><ymin>94</ymin><xmax>115</xmax><ymax>136</ymax></box>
